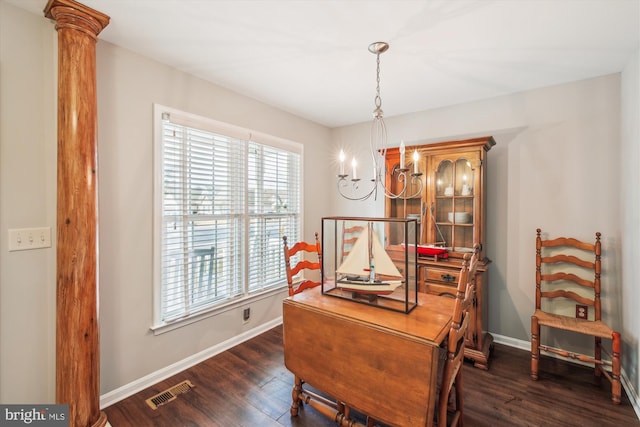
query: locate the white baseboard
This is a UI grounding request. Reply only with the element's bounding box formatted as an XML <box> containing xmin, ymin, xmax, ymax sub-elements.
<box><xmin>491</xmin><ymin>332</ymin><xmax>531</xmax><ymax>351</ymax></box>
<box><xmin>99</xmin><ymin>317</ymin><xmax>283</xmax><ymax>409</ymax></box>
<box><xmin>491</xmin><ymin>332</ymin><xmax>640</xmax><ymax>421</ymax></box>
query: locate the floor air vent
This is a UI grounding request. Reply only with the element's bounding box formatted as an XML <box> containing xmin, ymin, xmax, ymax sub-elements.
<box><xmin>145</xmin><ymin>380</ymin><xmax>194</xmax><ymax>410</ymax></box>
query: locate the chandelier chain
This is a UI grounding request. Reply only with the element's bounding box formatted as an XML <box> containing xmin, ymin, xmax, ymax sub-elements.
<box><xmin>374</xmin><ymin>53</ymin><xmax>382</xmax><ymax>113</ymax></box>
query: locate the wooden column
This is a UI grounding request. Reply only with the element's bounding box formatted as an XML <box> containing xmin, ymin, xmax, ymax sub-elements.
<box><xmin>43</xmin><ymin>1</ymin><xmax>109</xmax><ymax>426</ymax></box>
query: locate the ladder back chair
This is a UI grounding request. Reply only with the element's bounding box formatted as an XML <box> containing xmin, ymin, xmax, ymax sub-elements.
<box><xmin>284</xmin><ymin>234</ymin><xmax>353</xmax><ymax>426</ymax></box>
<box><xmin>531</xmin><ymin>228</ymin><xmax>622</xmax><ymax>404</ymax></box>
<box><xmin>340</xmin><ymin>222</ymin><xmax>364</xmax><ymax>263</ymax></box>
<box><xmin>436</xmin><ymin>246</ymin><xmax>478</xmax><ymax>427</ymax></box>
<box><xmin>282</xmin><ymin>232</ymin><xmax>322</xmax><ymax>296</ymax></box>
<box><xmin>364</xmin><ymin>246</ymin><xmax>479</xmax><ymax>427</ymax></box>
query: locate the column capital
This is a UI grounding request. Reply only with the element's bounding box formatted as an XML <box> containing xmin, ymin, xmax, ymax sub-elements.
<box><xmin>44</xmin><ymin>0</ymin><xmax>110</xmax><ymax>39</ymax></box>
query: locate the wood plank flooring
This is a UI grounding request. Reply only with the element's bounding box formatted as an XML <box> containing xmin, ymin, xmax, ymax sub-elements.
<box><xmin>104</xmin><ymin>325</ymin><xmax>639</xmax><ymax>427</ymax></box>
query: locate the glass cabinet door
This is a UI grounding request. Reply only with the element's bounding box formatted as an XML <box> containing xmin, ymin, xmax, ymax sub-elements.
<box><xmin>432</xmin><ymin>155</ymin><xmax>476</xmax><ymax>255</ymax></box>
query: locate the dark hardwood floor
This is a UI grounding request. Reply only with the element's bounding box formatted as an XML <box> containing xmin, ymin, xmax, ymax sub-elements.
<box><xmin>104</xmin><ymin>325</ymin><xmax>639</xmax><ymax>427</ymax></box>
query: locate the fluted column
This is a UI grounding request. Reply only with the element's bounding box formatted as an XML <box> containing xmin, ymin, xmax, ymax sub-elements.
<box><xmin>43</xmin><ymin>1</ymin><xmax>109</xmax><ymax>426</ymax></box>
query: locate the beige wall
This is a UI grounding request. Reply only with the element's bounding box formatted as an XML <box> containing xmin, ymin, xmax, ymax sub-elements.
<box><xmin>335</xmin><ymin>75</ymin><xmax>624</xmax><ymax>340</ymax></box>
<box><xmin>95</xmin><ymin>34</ymin><xmax>333</xmax><ymax>397</ymax></box>
<box><xmin>1</xmin><ymin>0</ymin><xmax>638</xmax><ymax>412</ymax></box>
<box><xmin>0</xmin><ymin>1</ymin><xmax>333</xmax><ymax>403</ymax></box>
<box><xmin>621</xmin><ymin>49</ymin><xmax>640</xmax><ymax>403</ymax></box>
<box><xmin>333</xmin><ymin>72</ymin><xmax>638</xmax><ymax>398</ymax></box>
<box><xmin>0</xmin><ymin>2</ymin><xmax>57</xmax><ymax>403</ymax></box>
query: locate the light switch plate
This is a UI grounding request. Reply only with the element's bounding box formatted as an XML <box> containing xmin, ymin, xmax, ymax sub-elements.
<box><xmin>8</xmin><ymin>227</ymin><xmax>52</xmax><ymax>251</ymax></box>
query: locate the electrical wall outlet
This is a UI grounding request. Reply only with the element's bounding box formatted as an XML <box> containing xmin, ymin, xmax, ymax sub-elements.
<box><xmin>576</xmin><ymin>304</ymin><xmax>588</xmax><ymax>319</ymax></box>
<box><xmin>8</xmin><ymin>227</ymin><xmax>52</xmax><ymax>251</ymax></box>
<box><xmin>243</xmin><ymin>307</ymin><xmax>251</xmax><ymax>323</ymax></box>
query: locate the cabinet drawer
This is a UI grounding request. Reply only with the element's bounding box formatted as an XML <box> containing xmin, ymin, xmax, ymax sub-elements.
<box><xmin>424</xmin><ymin>266</ymin><xmax>460</xmax><ymax>285</ymax></box>
<box><xmin>422</xmin><ymin>282</ymin><xmax>457</xmax><ymax>298</ymax></box>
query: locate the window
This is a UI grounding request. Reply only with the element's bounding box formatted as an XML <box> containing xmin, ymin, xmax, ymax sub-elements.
<box><xmin>152</xmin><ymin>105</ymin><xmax>302</xmax><ymax>330</ymax></box>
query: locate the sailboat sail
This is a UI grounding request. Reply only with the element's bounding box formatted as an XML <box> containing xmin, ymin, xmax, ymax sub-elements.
<box><xmin>336</xmin><ymin>228</ymin><xmax>401</xmax><ymax>278</ymax></box>
<box><xmin>336</xmin><ymin>223</ymin><xmax>403</xmax><ymax>294</ymax></box>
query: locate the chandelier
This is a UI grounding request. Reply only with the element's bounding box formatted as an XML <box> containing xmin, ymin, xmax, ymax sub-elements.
<box><xmin>337</xmin><ymin>42</ymin><xmax>423</xmax><ymax>201</ymax></box>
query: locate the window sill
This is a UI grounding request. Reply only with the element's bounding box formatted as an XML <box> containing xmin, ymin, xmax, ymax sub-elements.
<box><xmin>150</xmin><ymin>286</ymin><xmax>287</xmax><ymax>335</ymax></box>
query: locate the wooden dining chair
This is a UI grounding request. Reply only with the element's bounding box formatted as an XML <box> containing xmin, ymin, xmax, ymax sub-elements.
<box><xmin>282</xmin><ymin>232</ymin><xmax>322</xmax><ymax>296</ymax></box>
<box><xmin>531</xmin><ymin>228</ymin><xmax>622</xmax><ymax>404</ymax></box>
<box><xmin>436</xmin><ymin>247</ymin><xmax>478</xmax><ymax>427</ymax></box>
<box><xmin>363</xmin><ymin>246</ymin><xmax>478</xmax><ymax>427</ymax></box>
<box><xmin>340</xmin><ymin>222</ymin><xmax>364</xmax><ymax>262</ymax></box>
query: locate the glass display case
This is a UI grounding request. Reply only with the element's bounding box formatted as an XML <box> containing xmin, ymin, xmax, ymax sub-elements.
<box><xmin>321</xmin><ymin>217</ymin><xmax>418</xmax><ymax>313</ymax></box>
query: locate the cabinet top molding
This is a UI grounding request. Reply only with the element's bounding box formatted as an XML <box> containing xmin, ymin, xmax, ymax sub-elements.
<box><xmin>396</xmin><ymin>136</ymin><xmax>496</xmax><ymax>153</ymax></box>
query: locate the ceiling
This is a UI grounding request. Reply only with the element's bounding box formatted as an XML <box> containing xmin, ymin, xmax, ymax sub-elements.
<box><xmin>8</xmin><ymin>0</ymin><xmax>640</xmax><ymax>128</ymax></box>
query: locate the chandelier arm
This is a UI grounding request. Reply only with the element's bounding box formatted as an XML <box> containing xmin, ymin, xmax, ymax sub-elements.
<box><xmin>382</xmin><ymin>170</ymin><xmax>408</xmax><ymax>199</ymax></box>
<box><xmin>337</xmin><ymin>177</ymin><xmax>378</xmax><ymax>201</ymax></box>
<box><xmin>382</xmin><ymin>171</ymin><xmax>424</xmax><ymax>200</ymax></box>
<box><xmin>405</xmin><ymin>178</ymin><xmax>424</xmax><ymax>199</ymax></box>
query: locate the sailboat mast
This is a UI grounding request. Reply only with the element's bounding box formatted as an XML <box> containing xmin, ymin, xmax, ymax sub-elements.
<box><xmin>368</xmin><ymin>222</ymin><xmax>375</xmax><ymax>283</ymax></box>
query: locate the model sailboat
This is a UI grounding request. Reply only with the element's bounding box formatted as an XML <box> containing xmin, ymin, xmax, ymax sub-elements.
<box><xmin>336</xmin><ymin>223</ymin><xmax>403</xmax><ymax>295</ymax></box>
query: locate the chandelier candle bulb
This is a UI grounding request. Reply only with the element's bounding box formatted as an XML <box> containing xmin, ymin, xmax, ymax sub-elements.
<box><xmin>339</xmin><ymin>150</ymin><xmax>345</xmax><ymax>175</ymax></box>
<box><xmin>399</xmin><ymin>141</ymin><xmax>405</xmax><ymax>169</ymax></box>
<box><xmin>352</xmin><ymin>158</ymin><xmax>357</xmax><ymax>180</ymax></box>
<box><xmin>413</xmin><ymin>150</ymin><xmax>419</xmax><ymax>174</ymax></box>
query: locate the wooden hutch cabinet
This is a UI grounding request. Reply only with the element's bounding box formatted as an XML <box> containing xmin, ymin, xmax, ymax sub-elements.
<box><xmin>384</xmin><ymin>136</ymin><xmax>495</xmax><ymax>369</ymax></box>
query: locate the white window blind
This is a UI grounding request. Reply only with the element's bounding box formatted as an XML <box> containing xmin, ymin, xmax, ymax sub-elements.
<box><xmin>154</xmin><ymin>105</ymin><xmax>301</xmax><ymax>327</ymax></box>
<box><xmin>247</xmin><ymin>141</ymin><xmax>301</xmax><ymax>291</ymax></box>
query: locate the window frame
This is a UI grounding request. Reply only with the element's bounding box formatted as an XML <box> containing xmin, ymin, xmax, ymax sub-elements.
<box><xmin>151</xmin><ymin>104</ymin><xmax>304</xmax><ymax>334</ymax></box>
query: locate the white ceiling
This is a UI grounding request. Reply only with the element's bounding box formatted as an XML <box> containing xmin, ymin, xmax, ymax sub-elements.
<box><xmin>9</xmin><ymin>0</ymin><xmax>640</xmax><ymax>128</ymax></box>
